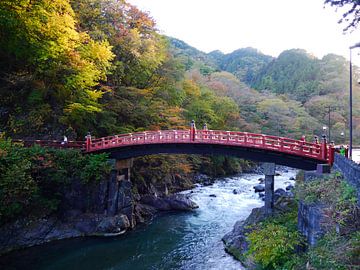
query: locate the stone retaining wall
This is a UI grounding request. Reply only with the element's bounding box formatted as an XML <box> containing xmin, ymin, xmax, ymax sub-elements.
<box><xmin>333</xmin><ymin>153</ymin><xmax>360</xmax><ymax>205</ymax></box>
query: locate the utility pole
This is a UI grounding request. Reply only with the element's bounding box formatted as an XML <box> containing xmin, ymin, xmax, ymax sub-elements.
<box><xmin>326</xmin><ymin>106</ymin><xmax>331</xmax><ymax>143</ymax></box>
<box><xmin>348</xmin><ymin>42</ymin><xmax>360</xmax><ymax>159</ymax></box>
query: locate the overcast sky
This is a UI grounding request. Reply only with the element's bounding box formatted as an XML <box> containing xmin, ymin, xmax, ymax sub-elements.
<box><xmin>128</xmin><ymin>0</ymin><xmax>360</xmax><ymax>65</ymax></box>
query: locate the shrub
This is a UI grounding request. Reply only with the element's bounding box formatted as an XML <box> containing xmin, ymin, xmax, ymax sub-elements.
<box><xmin>306</xmin><ymin>231</ymin><xmax>360</xmax><ymax>270</ymax></box>
<box><xmin>247</xmin><ymin>224</ymin><xmax>301</xmax><ymax>269</ymax></box>
<box><xmin>245</xmin><ymin>207</ymin><xmax>303</xmax><ymax>269</ymax></box>
<box><xmin>0</xmin><ymin>138</ymin><xmax>110</xmax><ymax>225</ymax></box>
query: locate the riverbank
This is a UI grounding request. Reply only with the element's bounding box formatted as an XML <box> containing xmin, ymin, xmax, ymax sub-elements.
<box><xmin>0</xmin><ymin>169</ymin><xmax>297</xmax><ymax>270</ymax></box>
<box><xmin>0</xmin><ymin>138</ymin><xmax>260</xmax><ymax>254</ymax></box>
<box><xmin>223</xmin><ymin>168</ymin><xmax>360</xmax><ymax>269</ymax></box>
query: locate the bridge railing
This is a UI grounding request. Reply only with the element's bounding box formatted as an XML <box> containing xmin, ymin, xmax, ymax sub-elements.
<box><xmin>12</xmin><ymin>139</ymin><xmax>85</xmax><ymax>149</ymax></box>
<box><xmin>195</xmin><ymin>130</ymin><xmax>323</xmax><ymax>160</ymax></box>
<box><xmin>13</xmin><ymin>129</ymin><xmax>334</xmax><ymax>163</ymax></box>
<box><xmin>87</xmin><ymin>129</ymin><xmax>328</xmax><ymax>162</ymax></box>
<box><xmin>89</xmin><ymin>130</ymin><xmax>192</xmax><ymax>151</ymax></box>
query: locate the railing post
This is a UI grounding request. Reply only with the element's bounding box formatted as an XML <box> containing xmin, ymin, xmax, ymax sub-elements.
<box><xmin>203</xmin><ymin>123</ymin><xmax>208</xmax><ymax>141</ymax></box>
<box><xmin>300</xmin><ymin>135</ymin><xmax>306</xmax><ymax>153</ymax></box>
<box><xmin>85</xmin><ymin>132</ymin><xmax>91</xmax><ymax>152</ymax></box>
<box><xmin>321</xmin><ymin>134</ymin><xmax>327</xmax><ymax>161</ymax></box>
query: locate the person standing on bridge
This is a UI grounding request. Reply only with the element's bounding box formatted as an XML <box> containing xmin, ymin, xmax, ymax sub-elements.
<box><xmin>339</xmin><ymin>145</ymin><xmax>346</xmax><ymax>156</ymax></box>
<box><xmin>190</xmin><ymin>120</ymin><xmax>196</xmax><ymax>141</ymax></box>
<box><xmin>313</xmin><ymin>135</ymin><xmax>319</xmax><ymax>144</ymax></box>
<box><xmin>61</xmin><ymin>135</ymin><xmax>68</xmax><ymax>145</ymax></box>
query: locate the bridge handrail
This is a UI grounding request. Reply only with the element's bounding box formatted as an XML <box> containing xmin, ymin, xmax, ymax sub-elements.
<box><xmin>13</xmin><ymin>129</ymin><xmax>334</xmax><ymax>164</ymax></box>
<box><xmin>12</xmin><ymin>139</ymin><xmax>85</xmax><ymax>149</ymax></box>
<box><xmin>86</xmin><ymin>129</ymin><xmax>328</xmax><ymax>162</ymax></box>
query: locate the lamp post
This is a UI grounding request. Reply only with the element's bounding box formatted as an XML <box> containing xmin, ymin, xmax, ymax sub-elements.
<box><xmin>349</xmin><ymin>42</ymin><xmax>360</xmax><ymax>159</ymax></box>
<box><xmin>341</xmin><ymin>131</ymin><xmax>345</xmax><ymax>145</ymax></box>
<box><xmin>323</xmin><ymin>126</ymin><xmax>327</xmax><ymax>138</ymax></box>
<box><xmin>325</xmin><ymin>106</ymin><xmax>331</xmax><ymax>142</ymax></box>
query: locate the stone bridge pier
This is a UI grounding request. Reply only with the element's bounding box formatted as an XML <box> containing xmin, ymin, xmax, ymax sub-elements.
<box><xmin>263</xmin><ymin>162</ymin><xmax>275</xmax><ymax>216</ymax></box>
<box><xmin>107</xmin><ymin>158</ymin><xmax>135</xmax><ymax>227</ymax></box>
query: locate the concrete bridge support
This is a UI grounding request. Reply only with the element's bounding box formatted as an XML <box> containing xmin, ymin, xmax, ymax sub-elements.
<box><xmin>263</xmin><ymin>162</ymin><xmax>275</xmax><ymax>216</ymax></box>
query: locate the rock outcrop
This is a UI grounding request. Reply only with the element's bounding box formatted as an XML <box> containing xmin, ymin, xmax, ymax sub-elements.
<box><xmin>0</xmin><ymin>169</ymin><xmax>198</xmax><ymax>254</ymax></box>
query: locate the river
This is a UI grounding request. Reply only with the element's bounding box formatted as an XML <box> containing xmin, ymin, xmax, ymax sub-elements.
<box><xmin>0</xmin><ymin>169</ymin><xmax>296</xmax><ymax>270</ymax></box>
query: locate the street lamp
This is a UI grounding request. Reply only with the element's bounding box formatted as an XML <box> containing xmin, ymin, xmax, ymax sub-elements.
<box><xmin>341</xmin><ymin>131</ymin><xmax>345</xmax><ymax>144</ymax></box>
<box><xmin>323</xmin><ymin>126</ymin><xmax>327</xmax><ymax>137</ymax></box>
<box><xmin>349</xmin><ymin>42</ymin><xmax>360</xmax><ymax>160</ymax></box>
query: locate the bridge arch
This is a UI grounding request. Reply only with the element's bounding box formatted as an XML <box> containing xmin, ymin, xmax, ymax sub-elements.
<box><xmin>86</xmin><ymin>130</ymin><xmax>334</xmax><ymax>171</ymax></box>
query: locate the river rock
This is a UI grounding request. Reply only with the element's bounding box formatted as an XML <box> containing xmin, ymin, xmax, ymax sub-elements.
<box><xmin>140</xmin><ymin>194</ymin><xmax>198</xmax><ymax>211</ymax></box>
<box><xmin>96</xmin><ymin>215</ymin><xmax>130</xmax><ymax>233</ymax></box>
<box><xmin>289</xmin><ymin>176</ymin><xmax>295</xmax><ymax>180</ymax></box>
<box><xmin>167</xmin><ymin>194</ymin><xmax>199</xmax><ymax>210</ymax></box>
<box><xmin>209</xmin><ymin>194</ymin><xmax>217</xmax><ymax>197</ymax></box>
<box><xmin>274</xmin><ymin>188</ymin><xmax>287</xmax><ymax>202</ymax></box>
<box><xmin>134</xmin><ymin>203</ymin><xmax>157</xmax><ymax>223</ymax></box>
<box><xmin>258</xmin><ymin>178</ymin><xmax>264</xmax><ymax>184</ymax></box>
<box><xmin>253</xmin><ymin>184</ymin><xmax>265</xmax><ymax>193</ymax></box>
<box><xmin>286</xmin><ymin>184</ymin><xmax>294</xmax><ymax>191</ymax></box>
<box><xmin>140</xmin><ymin>195</ymin><xmax>169</xmax><ymax>210</ymax></box>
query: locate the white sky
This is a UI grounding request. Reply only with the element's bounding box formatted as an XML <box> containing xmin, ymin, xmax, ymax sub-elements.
<box><xmin>127</xmin><ymin>0</ymin><xmax>360</xmax><ymax>65</ymax></box>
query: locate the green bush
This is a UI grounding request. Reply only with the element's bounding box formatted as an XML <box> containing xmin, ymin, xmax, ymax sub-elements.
<box><xmin>80</xmin><ymin>154</ymin><xmax>112</xmax><ymax>183</ymax></box>
<box><xmin>245</xmin><ymin>207</ymin><xmax>303</xmax><ymax>269</ymax></box>
<box><xmin>246</xmin><ymin>223</ymin><xmax>301</xmax><ymax>269</ymax></box>
<box><xmin>0</xmin><ymin>138</ymin><xmax>110</xmax><ymax>225</ymax></box>
<box><xmin>306</xmin><ymin>231</ymin><xmax>360</xmax><ymax>270</ymax></box>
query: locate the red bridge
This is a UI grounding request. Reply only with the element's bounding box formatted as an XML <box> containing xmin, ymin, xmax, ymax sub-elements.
<box><xmin>19</xmin><ymin>127</ymin><xmax>335</xmax><ymax>171</ymax></box>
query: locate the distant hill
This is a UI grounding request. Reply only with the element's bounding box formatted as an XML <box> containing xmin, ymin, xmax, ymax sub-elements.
<box><xmin>167</xmin><ymin>37</ymin><xmax>218</xmax><ymax>73</ymax></box>
<box><xmin>216</xmin><ymin>47</ymin><xmax>274</xmax><ymax>85</ymax></box>
<box><xmin>169</xmin><ymin>38</ymin><xmax>352</xmax><ymax>104</ymax></box>
<box><xmin>252</xmin><ymin>49</ymin><xmax>320</xmax><ymax>102</ymax></box>
<box><xmin>168</xmin><ymin>38</ymin><xmax>273</xmax><ymax>84</ymax></box>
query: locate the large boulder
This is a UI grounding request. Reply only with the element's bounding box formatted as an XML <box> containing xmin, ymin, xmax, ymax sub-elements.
<box><xmin>253</xmin><ymin>184</ymin><xmax>265</xmax><ymax>193</ymax></box>
<box><xmin>140</xmin><ymin>194</ymin><xmax>198</xmax><ymax>211</ymax></box>
<box><xmin>274</xmin><ymin>188</ymin><xmax>287</xmax><ymax>202</ymax></box>
<box><xmin>134</xmin><ymin>203</ymin><xmax>157</xmax><ymax>223</ymax></box>
<box><xmin>166</xmin><ymin>194</ymin><xmax>199</xmax><ymax>210</ymax></box>
<box><xmin>96</xmin><ymin>215</ymin><xmax>130</xmax><ymax>234</ymax></box>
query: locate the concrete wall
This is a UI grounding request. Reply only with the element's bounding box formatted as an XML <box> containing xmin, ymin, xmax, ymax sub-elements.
<box><xmin>333</xmin><ymin>153</ymin><xmax>360</xmax><ymax>205</ymax></box>
<box><xmin>297</xmin><ymin>201</ymin><xmax>328</xmax><ymax>246</ymax></box>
